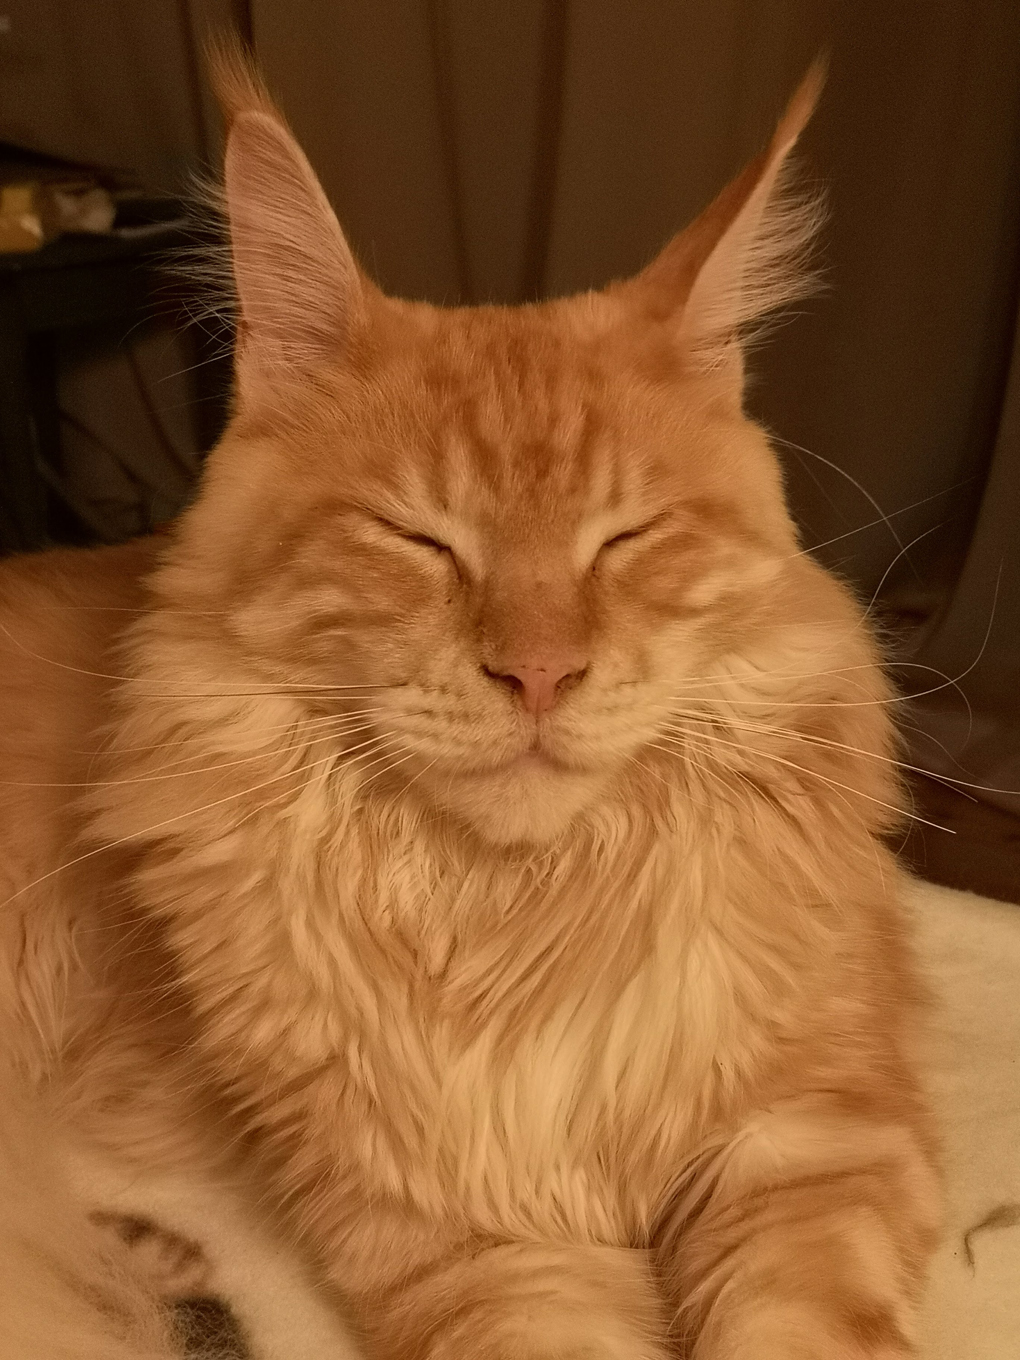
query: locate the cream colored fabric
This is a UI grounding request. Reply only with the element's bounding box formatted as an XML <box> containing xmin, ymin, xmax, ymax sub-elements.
<box><xmin>912</xmin><ymin>880</ymin><xmax>1020</xmax><ymax>1360</ymax></box>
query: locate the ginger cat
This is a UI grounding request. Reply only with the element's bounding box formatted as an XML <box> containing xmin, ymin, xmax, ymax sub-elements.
<box><xmin>0</xmin><ymin>57</ymin><xmax>938</xmax><ymax>1359</ymax></box>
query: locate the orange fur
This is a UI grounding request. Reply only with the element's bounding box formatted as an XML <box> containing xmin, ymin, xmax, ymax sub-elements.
<box><xmin>0</xmin><ymin>60</ymin><xmax>938</xmax><ymax>1358</ymax></box>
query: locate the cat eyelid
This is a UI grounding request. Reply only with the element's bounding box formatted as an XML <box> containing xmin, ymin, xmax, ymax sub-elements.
<box><xmin>373</xmin><ymin>516</ymin><xmax>451</xmax><ymax>555</ymax></box>
<box><xmin>599</xmin><ymin>514</ymin><xmax>667</xmax><ymax>551</ymax></box>
<box><xmin>400</xmin><ymin>531</ymin><xmax>450</xmax><ymax>553</ymax></box>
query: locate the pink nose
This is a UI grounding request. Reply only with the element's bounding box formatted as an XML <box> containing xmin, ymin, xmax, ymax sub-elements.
<box><xmin>486</xmin><ymin>661</ymin><xmax>587</xmax><ymax>717</ymax></box>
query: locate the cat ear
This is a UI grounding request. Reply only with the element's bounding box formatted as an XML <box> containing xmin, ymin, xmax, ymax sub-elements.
<box><xmin>620</xmin><ymin>61</ymin><xmax>825</xmax><ymax>398</ymax></box>
<box><xmin>213</xmin><ymin>49</ymin><xmax>365</xmax><ymax>406</ymax></box>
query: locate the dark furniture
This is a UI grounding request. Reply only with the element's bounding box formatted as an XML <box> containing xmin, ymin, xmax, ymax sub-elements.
<box><xmin>0</xmin><ymin>203</ymin><xmax>227</xmax><ymax>553</ymax></box>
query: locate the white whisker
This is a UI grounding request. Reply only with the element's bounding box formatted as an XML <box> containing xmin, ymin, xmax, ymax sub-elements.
<box><xmin>0</xmin><ymin>733</ymin><xmax>405</xmax><ymax>914</ymax></box>
<box><xmin>653</xmin><ymin>725</ymin><xmax>953</xmax><ymax>835</ymax></box>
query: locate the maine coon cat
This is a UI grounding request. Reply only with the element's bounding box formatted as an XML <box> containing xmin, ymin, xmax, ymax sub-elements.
<box><xmin>0</xmin><ymin>53</ymin><xmax>939</xmax><ymax>1359</ymax></box>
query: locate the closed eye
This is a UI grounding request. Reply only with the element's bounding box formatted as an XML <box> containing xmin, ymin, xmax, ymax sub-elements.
<box><xmin>599</xmin><ymin>516</ymin><xmax>665</xmax><ymax>551</ymax></box>
<box><xmin>399</xmin><ymin>531</ymin><xmax>450</xmax><ymax>553</ymax></box>
<box><xmin>373</xmin><ymin>516</ymin><xmax>450</xmax><ymax>554</ymax></box>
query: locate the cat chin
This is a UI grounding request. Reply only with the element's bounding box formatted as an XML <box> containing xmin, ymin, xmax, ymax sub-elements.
<box><xmin>426</xmin><ymin>762</ymin><xmax>609</xmax><ymax>846</ymax></box>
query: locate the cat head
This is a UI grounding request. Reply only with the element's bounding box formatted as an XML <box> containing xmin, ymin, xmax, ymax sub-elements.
<box><xmin>167</xmin><ymin>58</ymin><xmax>850</xmax><ymax>847</ymax></box>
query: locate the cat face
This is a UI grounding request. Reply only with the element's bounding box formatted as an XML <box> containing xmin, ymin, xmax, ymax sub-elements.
<box><xmin>173</xmin><ymin>60</ymin><xmax>828</xmax><ymax>844</ymax></box>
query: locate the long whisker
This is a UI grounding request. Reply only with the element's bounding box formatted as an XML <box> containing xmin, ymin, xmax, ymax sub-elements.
<box><xmin>661</xmin><ymin>712</ymin><xmax>1015</xmax><ymax>804</ymax></box>
<box><xmin>0</xmin><ymin>616</ymin><xmax>383</xmax><ymax>695</ymax></box>
<box><xmin>645</xmin><ymin>654</ymin><xmax>971</xmax><ymax>707</ymax></box>
<box><xmin>393</xmin><ymin>754</ymin><xmax>441</xmax><ymax>798</ymax></box>
<box><xmin>80</xmin><ymin>706</ymin><xmax>387</xmax><ymax>759</ymax></box>
<box><xmin>770</xmin><ymin>434</ymin><xmax>911</xmax><ymax>564</ymax></box>
<box><xmin>859</xmin><ymin>522</ymin><xmax>946</xmax><ymax>627</ymax></box>
<box><xmin>790</xmin><ymin>479</ymin><xmax>973</xmax><ymax>560</ymax></box>
<box><xmin>22</xmin><ymin>604</ymin><xmax>237</xmax><ymax>616</ymax></box>
<box><xmin>653</xmin><ymin>652</ymin><xmax>980</xmax><ymax>712</ymax></box>
<box><xmin>701</xmin><ymin>713</ymin><xmax>1017</xmax><ymax>803</ymax></box>
<box><xmin>654</xmin><ymin>725</ymin><xmax>953</xmax><ymax>835</ymax></box>
<box><xmin>641</xmin><ymin>743</ymin><xmax>754</xmax><ymax>813</ymax></box>
<box><xmin>0</xmin><ymin>734</ymin><xmax>407</xmax><ymax>913</ymax></box>
<box><xmin>104</xmin><ymin>712</ymin><xmax>382</xmax><ymax>775</ymax></box>
<box><xmin>1</xmin><ymin>716</ymin><xmax>386</xmax><ymax>790</ymax></box>
<box><xmin>355</xmin><ymin>748</ymin><xmax>425</xmax><ymax>790</ymax></box>
<box><xmin>652</xmin><ymin>729</ymin><xmax>867</xmax><ymax>831</ymax></box>
<box><xmin>651</xmin><ymin>735</ymin><xmax>878</xmax><ymax>899</ymax></box>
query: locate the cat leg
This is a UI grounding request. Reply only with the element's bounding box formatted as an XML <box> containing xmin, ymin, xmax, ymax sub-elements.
<box><xmin>64</xmin><ymin>1147</ymin><xmax>364</xmax><ymax>1360</ymax></box>
<box><xmin>0</xmin><ymin>1078</ymin><xmax>176</xmax><ymax>1360</ymax></box>
<box><xmin>376</xmin><ymin>1240</ymin><xmax>671</xmax><ymax>1360</ymax></box>
<box><xmin>656</xmin><ymin>1098</ymin><xmax>940</xmax><ymax>1358</ymax></box>
<box><xmin>89</xmin><ymin>1209</ymin><xmax>213</xmax><ymax>1299</ymax></box>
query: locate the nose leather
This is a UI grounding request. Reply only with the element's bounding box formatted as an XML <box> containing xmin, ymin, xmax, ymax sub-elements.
<box><xmin>488</xmin><ymin>661</ymin><xmax>585</xmax><ymax>717</ymax></box>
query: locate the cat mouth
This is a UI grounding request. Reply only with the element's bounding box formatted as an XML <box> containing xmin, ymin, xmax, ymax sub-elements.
<box><xmin>468</xmin><ymin>748</ymin><xmax>577</xmax><ymax>778</ymax></box>
<box><xmin>505</xmin><ymin>750</ymin><xmax>561</xmax><ymax>771</ymax></box>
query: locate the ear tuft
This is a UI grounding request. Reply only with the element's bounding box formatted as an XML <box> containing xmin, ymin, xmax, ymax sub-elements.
<box><xmin>208</xmin><ymin>40</ymin><xmax>365</xmax><ymax>405</ymax></box>
<box><xmin>619</xmin><ymin>60</ymin><xmax>827</xmax><ymax>393</ymax></box>
<box><xmin>207</xmin><ymin>36</ymin><xmax>281</xmax><ymax>129</ymax></box>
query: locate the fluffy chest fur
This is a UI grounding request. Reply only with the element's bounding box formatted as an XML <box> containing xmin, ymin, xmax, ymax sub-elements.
<box><xmin>96</xmin><ymin>693</ymin><xmax>846</xmax><ymax>1251</ymax></box>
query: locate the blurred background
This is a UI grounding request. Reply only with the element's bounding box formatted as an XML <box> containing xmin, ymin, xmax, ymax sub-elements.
<box><xmin>0</xmin><ymin>0</ymin><xmax>1017</xmax><ymax>899</ymax></box>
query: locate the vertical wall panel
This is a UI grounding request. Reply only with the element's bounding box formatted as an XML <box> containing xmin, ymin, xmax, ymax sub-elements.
<box><xmin>544</xmin><ymin>0</ymin><xmax>826</xmax><ymax>296</ymax></box>
<box><xmin>251</xmin><ymin>0</ymin><xmax>462</xmax><ymax>301</ymax></box>
<box><xmin>428</xmin><ymin>0</ymin><xmax>550</xmax><ymax>303</ymax></box>
<box><xmin>0</xmin><ymin>0</ymin><xmax>217</xmax><ymax>188</ymax></box>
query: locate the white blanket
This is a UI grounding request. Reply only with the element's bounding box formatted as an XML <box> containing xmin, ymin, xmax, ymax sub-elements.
<box><xmin>913</xmin><ymin>881</ymin><xmax>1020</xmax><ymax>1359</ymax></box>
